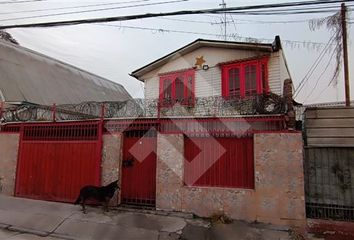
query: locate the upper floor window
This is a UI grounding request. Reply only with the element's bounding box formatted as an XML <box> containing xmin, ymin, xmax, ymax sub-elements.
<box><xmin>159</xmin><ymin>69</ymin><xmax>195</xmax><ymax>107</ymax></box>
<box><xmin>221</xmin><ymin>57</ymin><xmax>269</xmax><ymax>98</ymax></box>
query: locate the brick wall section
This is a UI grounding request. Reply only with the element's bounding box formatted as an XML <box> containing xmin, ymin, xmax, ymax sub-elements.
<box><xmin>101</xmin><ymin>133</ymin><xmax>122</xmax><ymax>206</ymax></box>
<box><xmin>156</xmin><ymin>133</ymin><xmax>306</xmax><ymax>228</ymax></box>
<box><xmin>0</xmin><ymin>133</ymin><xmax>19</xmax><ymax>196</ymax></box>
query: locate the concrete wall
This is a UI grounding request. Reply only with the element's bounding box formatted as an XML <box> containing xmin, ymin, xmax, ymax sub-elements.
<box><xmin>0</xmin><ymin>133</ymin><xmax>19</xmax><ymax>196</ymax></box>
<box><xmin>101</xmin><ymin>133</ymin><xmax>123</xmax><ymax>206</ymax></box>
<box><xmin>156</xmin><ymin>133</ymin><xmax>305</xmax><ymax>228</ymax></box>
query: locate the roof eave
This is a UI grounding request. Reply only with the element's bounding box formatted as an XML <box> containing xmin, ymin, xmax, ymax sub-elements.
<box><xmin>131</xmin><ymin>38</ymin><xmax>278</xmax><ymax>80</ymax></box>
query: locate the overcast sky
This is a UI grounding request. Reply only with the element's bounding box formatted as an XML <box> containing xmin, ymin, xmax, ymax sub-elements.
<box><xmin>2</xmin><ymin>0</ymin><xmax>353</xmax><ymax>104</ymax></box>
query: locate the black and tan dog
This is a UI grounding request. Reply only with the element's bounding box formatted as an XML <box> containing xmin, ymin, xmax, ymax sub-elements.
<box><xmin>74</xmin><ymin>180</ymin><xmax>119</xmax><ymax>214</ymax></box>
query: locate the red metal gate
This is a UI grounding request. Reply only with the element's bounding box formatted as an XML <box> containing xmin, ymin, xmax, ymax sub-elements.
<box><xmin>184</xmin><ymin>136</ymin><xmax>254</xmax><ymax>189</ymax></box>
<box><xmin>121</xmin><ymin>130</ymin><xmax>157</xmax><ymax>206</ymax></box>
<box><xmin>15</xmin><ymin>121</ymin><xmax>102</xmax><ymax>203</ymax></box>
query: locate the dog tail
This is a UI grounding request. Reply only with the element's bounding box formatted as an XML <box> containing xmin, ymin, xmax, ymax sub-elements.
<box><xmin>74</xmin><ymin>195</ymin><xmax>81</xmax><ymax>205</ymax></box>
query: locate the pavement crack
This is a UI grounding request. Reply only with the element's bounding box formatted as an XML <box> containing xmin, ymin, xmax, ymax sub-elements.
<box><xmin>49</xmin><ymin>212</ymin><xmax>76</xmax><ymax>236</ymax></box>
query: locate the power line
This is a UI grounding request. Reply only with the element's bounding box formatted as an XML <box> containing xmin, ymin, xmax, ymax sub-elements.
<box><xmin>227</xmin><ymin>4</ymin><xmax>347</xmax><ymax>13</ymax></box>
<box><xmin>226</xmin><ymin>9</ymin><xmax>351</xmax><ymax>15</ymax></box>
<box><xmin>0</xmin><ymin>0</ymin><xmax>48</xmax><ymax>4</ymax></box>
<box><xmin>312</xmin><ymin>81</ymin><xmax>332</xmax><ymax>102</ymax></box>
<box><xmin>295</xmin><ymin>34</ymin><xmax>335</xmax><ymax>93</ymax></box>
<box><xmin>97</xmin><ymin>23</ymin><xmax>230</xmax><ymax>38</ymax></box>
<box><xmin>0</xmin><ymin>0</ymin><xmax>188</xmax><ymax>22</ymax></box>
<box><xmin>97</xmin><ymin>23</ymin><xmax>334</xmax><ymax>46</ymax></box>
<box><xmin>0</xmin><ymin>0</ymin><xmax>352</xmax><ymax>29</ymax></box>
<box><xmin>159</xmin><ymin>16</ymin><xmax>328</xmax><ymax>25</ymax></box>
<box><xmin>294</xmin><ymin>34</ymin><xmax>335</xmax><ymax>98</ymax></box>
<box><xmin>0</xmin><ymin>0</ymin><xmax>150</xmax><ymax>15</ymax></box>
<box><xmin>302</xmin><ymin>47</ymin><xmax>337</xmax><ymax>103</ymax></box>
<box><xmin>158</xmin><ymin>17</ymin><xmax>214</xmax><ymax>24</ymax></box>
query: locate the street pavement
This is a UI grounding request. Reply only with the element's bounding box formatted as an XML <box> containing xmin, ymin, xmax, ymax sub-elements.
<box><xmin>0</xmin><ymin>195</ymin><xmax>301</xmax><ymax>240</ymax></box>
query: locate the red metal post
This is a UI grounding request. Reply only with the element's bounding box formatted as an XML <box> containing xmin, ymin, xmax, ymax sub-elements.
<box><xmin>52</xmin><ymin>104</ymin><xmax>56</xmax><ymax>122</ymax></box>
<box><xmin>100</xmin><ymin>103</ymin><xmax>105</xmax><ymax>120</ymax></box>
<box><xmin>0</xmin><ymin>101</ymin><xmax>3</xmax><ymax>120</ymax></box>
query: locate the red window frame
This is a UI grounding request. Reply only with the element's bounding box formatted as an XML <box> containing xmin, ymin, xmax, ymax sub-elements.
<box><xmin>159</xmin><ymin>69</ymin><xmax>195</xmax><ymax>107</ymax></box>
<box><xmin>221</xmin><ymin>57</ymin><xmax>269</xmax><ymax>98</ymax></box>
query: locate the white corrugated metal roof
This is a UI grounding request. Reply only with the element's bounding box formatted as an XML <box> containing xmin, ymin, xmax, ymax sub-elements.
<box><xmin>0</xmin><ymin>39</ymin><xmax>132</xmax><ymax>105</ymax></box>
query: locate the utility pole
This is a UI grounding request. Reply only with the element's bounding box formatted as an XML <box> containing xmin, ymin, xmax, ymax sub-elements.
<box><xmin>220</xmin><ymin>0</ymin><xmax>227</xmax><ymax>40</ymax></box>
<box><xmin>341</xmin><ymin>3</ymin><xmax>350</xmax><ymax>106</ymax></box>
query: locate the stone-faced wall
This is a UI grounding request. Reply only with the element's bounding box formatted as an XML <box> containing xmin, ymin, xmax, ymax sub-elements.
<box><xmin>0</xmin><ymin>133</ymin><xmax>19</xmax><ymax>196</ymax></box>
<box><xmin>101</xmin><ymin>133</ymin><xmax>122</xmax><ymax>206</ymax></box>
<box><xmin>156</xmin><ymin>133</ymin><xmax>305</xmax><ymax>228</ymax></box>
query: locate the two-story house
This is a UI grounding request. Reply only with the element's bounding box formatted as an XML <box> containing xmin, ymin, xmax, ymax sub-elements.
<box><xmin>131</xmin><ymin>36</ymin><xmax>292</xmax><ymax>118</ymax></box>
<box><xmin>122</xmin><ymin>37</ymin><xmax>305</xmax><ymax>228</ymax></box>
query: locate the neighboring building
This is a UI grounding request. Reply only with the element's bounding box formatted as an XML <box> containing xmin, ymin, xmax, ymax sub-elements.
<box><xmin>0</xmin><ymin>39</ymin><xmax>131</xmax><ymax>106</ymax></box>
<box><xmin>131</xmin><ymin>36</ymin><xmax>292</xmax><ymax>118</ymax></box>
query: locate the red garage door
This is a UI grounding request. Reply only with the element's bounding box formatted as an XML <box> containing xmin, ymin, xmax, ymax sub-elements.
<box><xmin>184</xmin><ymin>136</ymin><xmax>254</xmax><ymax>189</ymax></box>
<box><xmin>15</xmin><ymin>122</ymin><xmax>102</xmax><ymax>203</ymax></box>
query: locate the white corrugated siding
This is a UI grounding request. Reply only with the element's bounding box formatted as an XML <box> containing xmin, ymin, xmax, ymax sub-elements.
<box><xmin>145</xmin><ymin>76</ymin><xmax>159</xmax><ymax>99</ymax></box>
<box><xmin>143</xmin><ymin>47</ymin><xmax>288</xmax><ymax>99</ymax></box>
<box><xmin>195</xmin><ymin>67</ymin><xmax>221</xmax><ymax>97</ymax></box>
<box><xmin>268</xmin><ymin>51</ymin><xmax>282</xmax><ymax>95</ymax></box>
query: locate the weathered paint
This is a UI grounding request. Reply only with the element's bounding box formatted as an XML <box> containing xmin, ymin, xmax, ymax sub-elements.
<box><xmin>101</xmin><ymin>133</ymin><xmax>122</xmax><ymax>206</ymax></box>
<box><xmin>143</xmin><ymin>47</ymin><xmax>287</xmax><ymax>99</ymax></box>
<box><xmin>184</xmin><ymin>137</ymin><xmax>254</xmax><ymax>188</ymax></box>
<box><xmin>308</xmin><ymin>219</ymin><xmax>354</xmax><ymax>240</ymax></box>
<box><xmin>15</xmin><ymin>123</ymin><xmax>102</xmax><ymax>203</ymax></box>
<box><xmin>156</xmin><ymin>133</ymin><xmax>305</xmax><ymax>228</ymax></box>
<box><xmin>0</xmin><ymin>133</ymin><xmax>19</xmax><ymax>196</ymax></box>
<box><xmin>121</xmin><ymin>131</ymin><xmax>157</xmax><ymax>206</ymax></box>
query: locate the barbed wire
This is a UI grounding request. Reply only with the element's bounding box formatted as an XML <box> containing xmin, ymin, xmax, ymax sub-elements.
<box><xmin>0</xmin><ymin>94</ymin><xmax>286</xmax><ymax>123</ymax></box>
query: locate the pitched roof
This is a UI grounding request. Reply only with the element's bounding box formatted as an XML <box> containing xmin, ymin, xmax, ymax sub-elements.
<box><xmin>0</xmin><ymin>39</ymin><xmax>132</xmax><ymax>105</ymax></box>
<box><xmin>131</xmin><ymin>37</ymin><xmax>281</xmax><ymax>80</ymax></box>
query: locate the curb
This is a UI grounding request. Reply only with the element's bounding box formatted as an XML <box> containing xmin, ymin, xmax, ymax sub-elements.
<box><xmin>7</xmin><ymin>226</ymin><xmax>49</xmax><ymax>237</ymax></box>
<box><xmin>50</xmin><ymin>233</ymin><xmax>78</xmax><ymax>240</ymax></box>
<box><xmin>114</xmin><ymin>207</ymin><xmax>194</xmax><ymax>219</ymax></box>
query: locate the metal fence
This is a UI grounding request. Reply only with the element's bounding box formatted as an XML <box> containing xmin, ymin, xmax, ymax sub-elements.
<box><xmin>0</xmin><ymin>94</ymin><xmax>286</xmax><ymax>123</ymax></box>
<box><xmin>305</xmin><ymin>147</ymin><xmax>354</xmax><ymax>221</ymax></box>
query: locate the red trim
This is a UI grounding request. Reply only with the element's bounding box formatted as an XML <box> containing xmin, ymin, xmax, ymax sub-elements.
<box><xmin>218</xmin><ymin>54</ymin><xmax>270</xmax><ymax>66</ymax></box>
<box><xmin>221</xmin><ymin>57</ymin><xmax>269</xmax><ymax>98</ymax></box>
<box><xmin>159</xmin><ymin>69</ymin><xmax>195</xmax><ymax>107</ymax></box>
<box><xmin>158</xmin><ymin>67</ymin><xmax>196</xmax><ymax>76</ymax></box>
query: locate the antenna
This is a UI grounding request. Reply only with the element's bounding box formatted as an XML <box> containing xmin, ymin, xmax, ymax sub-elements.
<box><xmin>219</xmin><ymin>0</ymin><xmax>227</xmax><ymax>40</ymax></box>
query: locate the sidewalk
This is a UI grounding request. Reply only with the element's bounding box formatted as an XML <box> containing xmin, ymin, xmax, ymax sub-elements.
<box><xmin>0</xmin><ymin>195</ymin><xmax>297</xmax><ymax>240</ymax></box>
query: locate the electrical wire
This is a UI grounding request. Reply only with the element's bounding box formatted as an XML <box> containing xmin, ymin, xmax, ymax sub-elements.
<box><xmin>294</xmin><ymin>34</ymin><xmax>335</xmax><ymax>98</ymax></box>
<box><xmin>0</xmin><ymin>0</ymin><xmax>48</xmax><ymax>4</ymax></box>
<box><xmin>97</xmin><ymin>23</ymin><xmax>229</xmax><ymax>38</ymax></box>
<box><xmin>302</xmin><ymin>47</ymin><xmax>337</xmax><ymax>103</ymax></box>
<box><xmin>0</xmin><ymin>0</ymin><xmax>150</xmax><ymax>15</ymax></box>
<box><xmin>97</xmin><ymin>23</ymin><xmax>334</xmax><ymax>46</ymax></box>
<box><xmin>312</xmin><ymin>82</ymin><xmax>333</xmax><ymax>102</ymax></box>
<box><xmin>0</xmin><ymin>0</ymin><xmax>353</xmax><ymax>29</ymax></box>
<box><xmin>0</xmin><ymin>0</ymin><xmax>188</xmax><ymax>22</ymax></box>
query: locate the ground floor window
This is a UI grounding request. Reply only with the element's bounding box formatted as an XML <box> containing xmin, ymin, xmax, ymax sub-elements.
<box><xmin>184</xmin><ymin>136</ymin><xmax>254</xmax><ymax>189</ymax></box>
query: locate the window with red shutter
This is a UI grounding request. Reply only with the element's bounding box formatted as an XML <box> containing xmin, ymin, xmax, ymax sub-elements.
<box><xmin>159</xmin><ymin>69</ymin><xmax>195</xmax><ymax>107</ymax></box>
<box><xmin>221</xmin><ymin>57</ymin><xmax>269</xmax><ymax>98</ymax></box>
